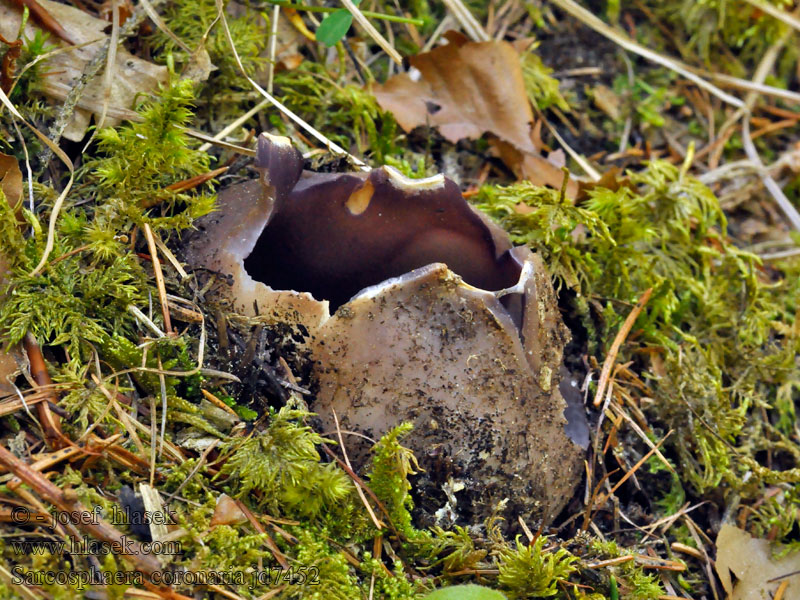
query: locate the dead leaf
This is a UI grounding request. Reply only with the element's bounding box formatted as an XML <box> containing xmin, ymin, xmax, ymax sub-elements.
<box><xmin>372</xmin><ymin>31</ymin><xmax>536</xmax><ymax>153</ymax></box>
<box><xmin>181</xmin><ymin>46</ymin><xmax>214</xmax><ymax>84</ymax></box>
<box><xmin>0</xmin><ymin>152</ymin><xmax>22</xmax><ymax>209</ymax></box>
<box><xmin>0</xmin><ymin>344</ymin><xmax>25</xmax><ymax>396</ymax></box>
<box><xmin>0</xmin><ymin>0</ymin><xmax>169</xmax><ymax>141</ymax></box>
<box><xmin>715</xmin><ymin>523</ymin><xmax>800</xmax><ymax>600</ymax></box>
<box><xmin>0</xmin><ymin>152</ymin><xmax>22</xmax><ymax>284</ymax></box>
<box><xmin>210</xmin><ymin>494</ymin><xmax>247</xmax><ymax>527</ymax></box>
<box><xmin>490</xmin><ymin>138</ymin><xmax>578</xmax><ymax>197</ymax></box>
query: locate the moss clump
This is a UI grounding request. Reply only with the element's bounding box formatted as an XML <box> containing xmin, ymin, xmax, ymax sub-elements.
<box><xmin>1</xmin><ymin>79</ymin><xmax>214</xmax><ymax>368</ymax></box>
<box><xmin>520</xmin><ymin>45</ymin><xmax>570</xmax><ymax>112</ymax></box>
<box><xmin>496</xmin><ymin>536</ymin><xmax>579</xmax><ymax>599</ymax></box>
<box><xmin>635</xmin><ymin>0</ymin><xmax>795</xmax><ymax>74</ymax></box>
<box><xmin>216</xmin><ymin>407</ymin><xmax>353</xmax><ymax>518</ymax></box>
<box><xmin>146</xmin><ymin>0</ymin><xmax>267</xmax><ymax>121</ymax></box>
<box><xmin>367</xmin><ymin>422</ymin><xmax>421</xmax><ymax>539</ymax></box>
<box><xmin>474</xmin><ymin>159</ymin><xmax>800</xmax><ymax>536</ymax></box>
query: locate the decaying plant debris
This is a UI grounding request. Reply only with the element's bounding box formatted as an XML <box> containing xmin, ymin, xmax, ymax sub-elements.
<box><xmin>0</xmin><ymin>0</ymin><xmax>800</xmax><ymax>599</ymax></box>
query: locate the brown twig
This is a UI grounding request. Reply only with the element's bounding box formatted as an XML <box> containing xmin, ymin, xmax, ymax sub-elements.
<box><xmin>141</xmin><ymin>167</ymin><xmax>229</xmax><ymax>209</ymax></box>
<box><xmin>593</xmin><ymin>287</ymin><xmax>653</xmax><ymax>407</ymax></box>
<box><xmin>0</xmin><ymin>443</ymin><xmax>162</xmax><ymax>575</ymax></box>
<box><xmin>143</xmin><ymin>224</ymin><xmax>173</xmax><ymax>336</ymax></box>
<box><xmin>233</xmin><ymin>499</ymin><xmax>290</xmax><ymax>569</ymax></box>
<box><xmin>9</xmin><ymin>0</ymin><xmax>80</xmax><ymax>46</ymax></box>
<box><xmin>22</xmin><ymin>334</ymin><xmax>65</xmax><ymax>449</ymax></box>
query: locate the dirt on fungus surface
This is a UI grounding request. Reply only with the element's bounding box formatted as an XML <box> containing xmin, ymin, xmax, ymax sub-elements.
<box><xmin>311</xmin><ymin>261</ymin><xmax>583</xmax><ymax>528</ymax></box>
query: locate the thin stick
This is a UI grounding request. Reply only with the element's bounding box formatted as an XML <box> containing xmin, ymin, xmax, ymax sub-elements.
<box><xmin>143</xmin><ymin>223</ymin><xmax>173</xmax><ymax>335</ymax></box>
<box><xmin>593</xmin><ymin>287</ymin><xmax>652</xmax><ymax>407</ymax></box>
<box><xmin>267</xmin><ymin>4</ymin><xmax>280</xmax><ymax>94</ymax></box>
<box><xmin>441</xmin><ymin>0</ymin><xmax>490</xmax><ymax>41</ymax></box>
<box><xmin>198</xmin><ymin>99</ymin><xmax>270</xmax><ymax>153</ymax></box>
<box><xmin>22</xmin><ymin>334</ymin><xmax>64</xmax><ymax>448</ymax></box>
<box><xmin>546</xmin><ymin>0</ymin><xmax>743</xmax><ymax>108</ymax></box>
<box><xmin>214</xmin><ymin>0</ymin><xmax>369</xmax><ymax>170</ymax></box>
<box><xmin>0</xmin><ymin>443</ymin><xmax>162</xmax><ymax>575</ymax></box>
<box><xmin>340</xmin><ymin>0</ymin><xmax>402</xmax><ymax>65</ymax></box>
<box><xmin>93</xmin><ymin>0</ymin><xmax>119</xmax><ymax>133</ymax></box>
<box><xmin>331</xmin><ymin>408</ymin><xmax>383</xmax><ymax>530</ymax></box>
<box><xmin>0</xmin><ymin>88</ymin><xmax>74</xmax><ymax>277</ymax></box>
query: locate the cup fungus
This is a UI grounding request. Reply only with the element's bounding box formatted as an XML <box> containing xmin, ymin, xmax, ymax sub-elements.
<box><xmin>186</xmin><ymin>133</ymin><xmax>587</xmax><ymax>525</ymax></box>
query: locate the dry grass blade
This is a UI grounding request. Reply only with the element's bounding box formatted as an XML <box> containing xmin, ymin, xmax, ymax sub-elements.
<box><xmin>197</xmin><ymin>100</ymin><xmax>270</xmax><ymax>153</ymax></box>
<box><xmin>441</xmin><ymin>0</ymin><xmax>490</xmax><ymax>41</ymax></box>
<box><xmin>0</xmin><ymin>87</ymin><xmax>74</xmax><ymax>276</ymax></box>
<box><xmin>340</xmin><ymin>0</ymin><xmax>402</xmax><ymax>65</ymax></box>
<box><xmin>593</xmin><ymin>287</ymin><xmax>653</xmax><ymax>407</ymax></box>
<box><xmin>547</xmin><ymin>0</ymin><xmax>743</xmax><ymax>108</ymax></box>
<box><xmin>736</xmin><ymin>30</ymin><xmax>800</xmax><ymax>231</ymax></box>
<box><xmin>703</xmin><ymin>71</ymin><xmax>800</xmax><ymax>104</ymax></box>
<box><xmin>214</xmin><ymin>0</ymin><xmax>369</xmax><ymax>170</ymax></box>
<box><xmin>143</xmin><ymin>224</ymin><xmax>173</xmax><ymax>336</ymax></box>
<box><xmin>0</xmin><ymin>565</ymin><xmax>40</xmax><ymax>599</ymax></box>
<box><xmin>331</xmin><ymin>408</ymin><xmax>383</xmax><ymax>530</ymax></box>
<box><xmin>540</xmin><ymin>115</ymin><xmax>601</xmax><ymax>181</ymax></box>
<box><xmin>139</xmin><ymin>0</ymin><xmax>192</xmax><ymax>53</ymax></box>
<box><xmin>93</xmin><ymin>0</ymin><xmax>119</xmax><ymax>133</ymax></box>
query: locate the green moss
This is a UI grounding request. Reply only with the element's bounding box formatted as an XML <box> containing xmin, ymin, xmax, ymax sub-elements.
<box><xmin>0</xmin><ymin>80</ymin><xmax>214</xmax><ymax>371</ymax></box>
<box><xmin>475</xmin><ymin>159</ymin><xmax>800</xmax><ymax>538</ymax></box>
<box><xmin>282</xmin><ymin>528</ymin><xmax>361</xmax><ymax>600</ymax></box>
<box><xmin>635</xmin><ymin>0</ymin><xmax>795</xmax><ymax>74</ymax></box>
<box><xmin>83</xmin><ymin>78</ymin><xmax>216</xmax><ymax>233</ymax></box>
<box><xmin>217</xmin><ymin>407</ymin><xmax>353</xmax><ymax>518</ymax></box>
<box><xmin>520</xmin><ymin>46</ymin><xmax>569</xmax><ymax>112</ymax></box>
<box><xmin>146</xmin><ymin>0</ymin><xmax>267</xmax><ymax>118</ymax></box>
<box><xmin>367</xmin><ymin>423</ymin><xmax>420</xmax><ymax>538</ymax></box>
<box><xmin>496</xmin><ymin>536</ymin><xmax>578</xmax><ymax>599</ymax></box>
<box><xmin>273</xmin><ymin>63</ymin><xmax>403</xmax><ymax>163</ymax></box>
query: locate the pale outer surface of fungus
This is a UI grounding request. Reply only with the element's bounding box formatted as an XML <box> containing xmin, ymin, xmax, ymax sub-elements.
<box><xmin>312</xmin><ymin>257</ymin><xmax>582</xmax><ymax>524</ymax></box>
<box><xmin>185</xmin><ymin>133</ymin><xmax>586</xmax><ymax>525</ymax></box>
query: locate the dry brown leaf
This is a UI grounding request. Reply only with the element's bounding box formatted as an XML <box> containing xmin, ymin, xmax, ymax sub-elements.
<box><xmin>0</xmin><ymin>152</ymin><xmax>22</xmax><ymax>209</ymax></box>
<box><xmin>0</xmin><ymin>0</ymin><xmax>168</xmax><ymax>141</ymax></box>
<box><xmin>490</xmin><ymin>138</ymin><xmax>578</xmax><ymax>196</ymax></box>
<box><xmin>0</xmin><ymin>153</ymin><xmax>24</xmax><ymax>396</ymax></box>
<box><xmin>372</xmin><ymin>31</ymin><xmax>536</xmax><ymax>153</ymax></box>
<box><xmin>210</xmin><ymin>494</ymin><xmax>248</xmax><ymax>527</ymax></box>
<box><xmin>715</xmin><ymin>523</ymin><xmax>800</xmax><ymax>600</ymax></box>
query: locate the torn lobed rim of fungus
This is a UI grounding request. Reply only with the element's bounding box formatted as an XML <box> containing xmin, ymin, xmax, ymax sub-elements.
<box><xmin>185</xmin><ymin>132</ymin><xmax>588</xmax><ymax>525</ymax></box>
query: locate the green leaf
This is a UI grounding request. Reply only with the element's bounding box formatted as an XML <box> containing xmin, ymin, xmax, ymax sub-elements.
<box><xmin>423</xmin><ymin>584</ymin><xmax>507</xmax><ymax>600</ymax></box>
<box><xmin>316</xmin><ymin>9</ymin><xmax>353</xmax><ymax>46</ymax></box>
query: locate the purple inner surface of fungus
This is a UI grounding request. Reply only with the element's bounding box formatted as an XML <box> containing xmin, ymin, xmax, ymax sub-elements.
<box><xmin>244</xmin><ymin>134</ymin><xmax>523</xmax><ymax>309</ymax></box>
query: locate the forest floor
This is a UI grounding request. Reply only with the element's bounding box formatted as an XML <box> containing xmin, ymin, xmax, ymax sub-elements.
<box><xmin>0</xmin><ymin>1</ymin><xmax>799</xmax><ymax>599</ymax></box>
